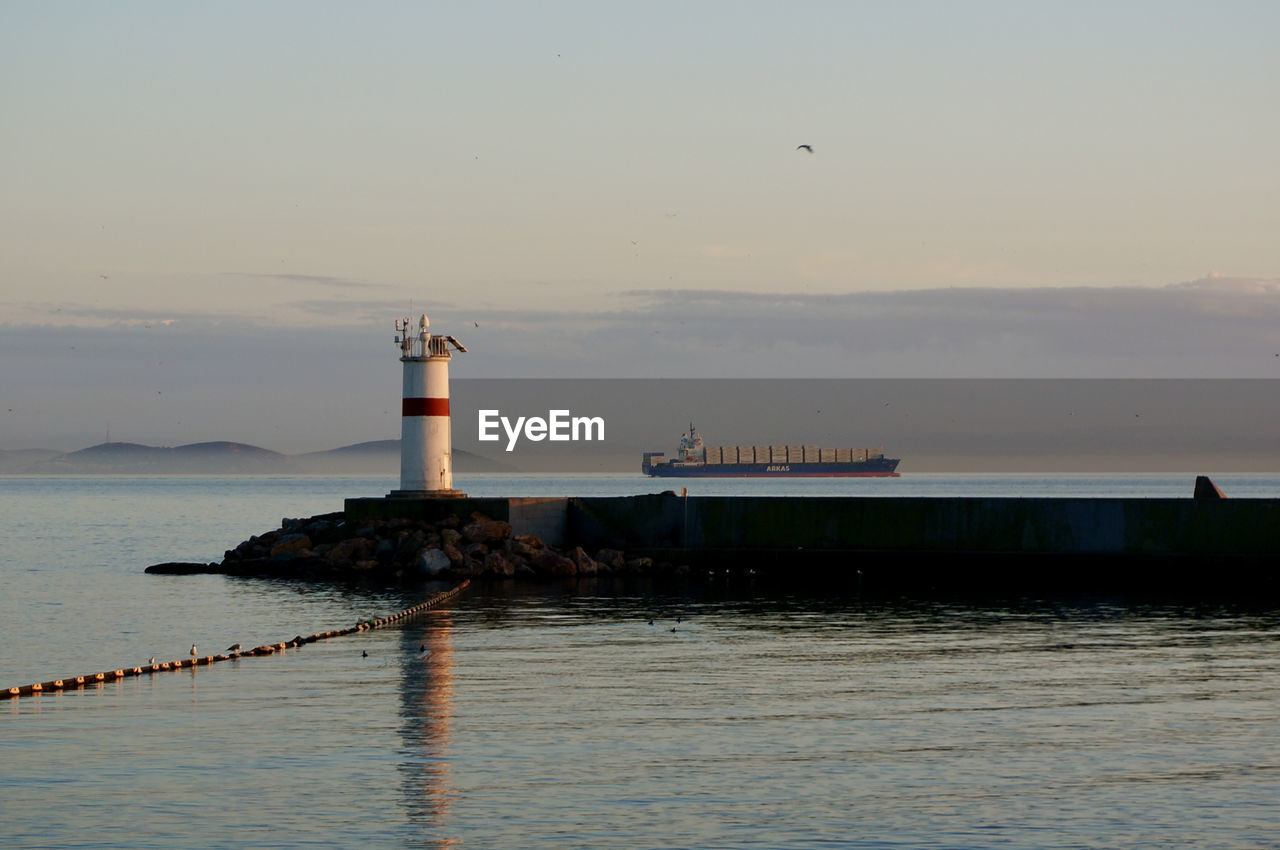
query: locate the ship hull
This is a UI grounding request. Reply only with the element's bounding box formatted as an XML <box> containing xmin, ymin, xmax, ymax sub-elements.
<box><xmin>644</xmin><ymin>459</ymin><xmax>900</xmax><ymax>478</ymax></box>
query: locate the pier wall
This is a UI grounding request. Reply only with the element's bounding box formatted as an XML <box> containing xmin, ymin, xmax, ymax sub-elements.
<box><xmin>567</xmin><ymin>494</ymin><xmax>1280</xmax><ymax>556</ymax></box>
<box><xmin>347</xmin><ymin>492</ymin><xmax>1280</xmax><ymax>561</ymax></box>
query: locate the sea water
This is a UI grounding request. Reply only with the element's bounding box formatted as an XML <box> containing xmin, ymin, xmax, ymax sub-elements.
<box><xmin>2</xmin><ymin>474</ymin><xmax>1279</xmax><ymax>847</ymax></box>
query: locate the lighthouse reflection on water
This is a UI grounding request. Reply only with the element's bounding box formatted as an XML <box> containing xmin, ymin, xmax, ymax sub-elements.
<box><xmin>399</xmin><ymin>607</ymin><xmax>458</xmax><ymax>837</ymax></box>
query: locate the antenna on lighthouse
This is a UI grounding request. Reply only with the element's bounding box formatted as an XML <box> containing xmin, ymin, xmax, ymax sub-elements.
<box><xmin>388</xmin><ymin>312</ymin><xmax>467</xmax><ymax>499</ymax></box>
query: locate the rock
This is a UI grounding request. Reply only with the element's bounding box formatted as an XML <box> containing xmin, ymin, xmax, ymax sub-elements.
<box><xmin>595</xmin><ymin>548</ymin><xmax>627</xmax><ymax>570</ymax></box>
<box><xmin>416</xmin><ymin>548</ymin><xmax>452</xmax><ymax>576</ymax></box>
<box><xmin>484</xmin><ymin>551</ymin><xmax>515</xmax><ymax>577</ymax></box>
<box><xmin>462</xmin><ymin>515</ymin><xmax>513</xmax><ymax>545</ymax></box>
<box><xmin>324</xmin><ymin>537</ymin><xmax>374</xmax><ymax>565</ymax></box>
<box><xmin>145</xmin><ymin>562</ymin><xmax>222</xmax><ymax>575</ymax></box>
<box><xmin>507</xmin><ymin>537</ymin><xmax>542</xmax><ymax>560</ymax></box>
<box><xmin>569</xmin><ymin>546</ymin><xmax>597</xmax><ymax>576</ymax></box>
<box><xmin>203</xmin><ymin>507</ymin><xmax>657</xmax><ymax>584</ymax></box>
<box><xmin>270</xmin><ymin>533</ymin><xmax>312</xmax><ymax>556</ymax></box>
<box><xmin>394</xmin><ymin>534</ymin><xmax>425</xmax><ymax>563</ymax></box>
<box><xmin>624</xmin><ymin>557</ymin><xmax>653</xmax><ymax>573</ymax></box>
<box><xmin>532</xmin><ymin>550</ymin><xmax>577</xmax><ymax>577</ymax></box>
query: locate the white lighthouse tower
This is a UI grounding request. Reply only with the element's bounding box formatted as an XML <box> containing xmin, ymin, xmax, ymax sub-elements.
<box><xmin>390</xmin><ymin>314</ymin><xmax>467</xmax><ymax>498</ymax></box>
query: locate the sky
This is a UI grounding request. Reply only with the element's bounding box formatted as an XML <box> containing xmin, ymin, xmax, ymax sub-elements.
<box><xmin>2</xmin><ymin>1</ymin><xmax>1278</xmax><ymax>453</ymax></box>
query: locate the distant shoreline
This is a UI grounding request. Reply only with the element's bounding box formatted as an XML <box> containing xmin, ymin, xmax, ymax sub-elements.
<box><xmin>0</xmin><ymin>440</ymin><xmax>516</xmax><ymax>476</ymax></box>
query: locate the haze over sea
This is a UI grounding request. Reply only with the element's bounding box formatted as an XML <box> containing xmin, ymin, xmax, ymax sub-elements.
<box><xmin>4</xmin><ymin>473</ymin><xmax>1279</xmax><ymax>848</ymax></box>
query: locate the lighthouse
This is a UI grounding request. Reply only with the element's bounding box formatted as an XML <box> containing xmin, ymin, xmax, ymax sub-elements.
<box><xmin>390</xmin><ymin>314</ymin><xmax>467</xmax><ymax>498</ymax></box>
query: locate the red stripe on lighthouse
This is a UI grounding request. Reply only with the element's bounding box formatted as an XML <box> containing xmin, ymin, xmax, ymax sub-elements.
<box><xmin>402</xmin><ymin>398</ymin><xmax>450</xmax><ymax>417</ymax></box>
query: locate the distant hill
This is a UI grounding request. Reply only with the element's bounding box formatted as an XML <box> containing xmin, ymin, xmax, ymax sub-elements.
<box><xmin>296</xmin><ymin>440</ymin><xmax>518</xmax><ymax>474</ymax></box>
<box><xmin>0</xmin><ymin>448</ymin><xmax>62</xmax><ymax>474</ymax></box>
<box><xmin>25</xmin><ymin>441</ymin><xmax>297</xmax><ymax>474</ymax></box>
<box><xmin>6</xmin><ymin>440</ymin><xmax>515</xmax><ymax>475</ymax></box>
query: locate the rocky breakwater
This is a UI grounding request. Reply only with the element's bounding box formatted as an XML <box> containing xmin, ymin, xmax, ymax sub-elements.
<box><xmin>147</xmin><ymin>511</ymin><xmax>666</xmax><ymax>581</ymax></box>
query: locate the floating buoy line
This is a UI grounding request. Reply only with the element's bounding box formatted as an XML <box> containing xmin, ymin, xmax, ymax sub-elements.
<box><xmin>2</xmin><ymin>580</ymin><xmax>470</xmax><ymax>701</ymax></box>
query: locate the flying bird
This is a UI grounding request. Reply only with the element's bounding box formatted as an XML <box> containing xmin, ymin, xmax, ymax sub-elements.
<box><xmin>796</xmin><ymin>144</ymin><xmax>813</xmax><ymax>153</ymax></box>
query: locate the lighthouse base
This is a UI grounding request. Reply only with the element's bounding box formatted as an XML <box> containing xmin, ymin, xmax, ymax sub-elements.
<box><xmin>387</xmin><ymin>488</ymin><xmax>469</xmax><ymax>500</ymax></box>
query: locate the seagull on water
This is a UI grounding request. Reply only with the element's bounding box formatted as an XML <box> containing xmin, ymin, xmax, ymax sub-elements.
<box><xmin>190</xmin><ymin>643</ymin><xmax>198</xmax><ymax>657</ymax></box>
<box><xmin>225</xmin><ymin>643</ymin><xmax>242</xmax><ymax>653</ymax></box>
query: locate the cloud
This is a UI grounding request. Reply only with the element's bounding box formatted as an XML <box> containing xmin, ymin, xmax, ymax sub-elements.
<box><xmin>3</xmin><ymin>303</ymin><xmax>232</xmax><ymax>328</ymax></box>
<box><xmin>220</xmin><ymin>272</ymin><xmax>389</xmax><ymax>289</ymax></box>
<box><xmin>1167</xmin><ymin>272</ymin><xmax>1280</xmax><ymax>294</ymax></box>
<box><xmin>477</xmin><ymin>281</ymin><xmax>1280</xmax><ymax>377</ymax></box>
<box><xmin>278</xmin><ymin>298</ymin><xmax>433</xmax><ymax>323</ymax></box>
<box><xmin>6</xmin><ymin>278</ymin><xmax>1279</xmax><ymax>385</ymax></box>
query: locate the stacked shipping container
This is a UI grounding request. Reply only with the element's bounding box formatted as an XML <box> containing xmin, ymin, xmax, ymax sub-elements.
<box><xmin>700</xmin><ymin>445</ymin><xmax>887</xmax><ymax>465</ymax></box>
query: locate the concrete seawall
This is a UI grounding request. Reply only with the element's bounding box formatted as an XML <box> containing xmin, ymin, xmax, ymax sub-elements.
<box><xmin>347</xmin><ymin>492</ymin><xmax>1280</xmax><ymax>591</ymax></box>
<box><xmin>565</xmin><ymin>494</ymin><xmax>1279</xmax><ymax>554</ymax></box>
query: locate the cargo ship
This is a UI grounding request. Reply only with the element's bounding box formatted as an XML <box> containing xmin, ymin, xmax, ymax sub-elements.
<box><xmin>642</xmin><ymin>424</ymin><xmax>900</xmax><ymax>478</ymax></box>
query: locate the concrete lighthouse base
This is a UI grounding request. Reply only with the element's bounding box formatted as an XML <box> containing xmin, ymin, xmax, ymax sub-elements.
<box><xmin>386</xmin><ymin>488</ymin><xmax>469</xmax><ymax>500</ymax></box>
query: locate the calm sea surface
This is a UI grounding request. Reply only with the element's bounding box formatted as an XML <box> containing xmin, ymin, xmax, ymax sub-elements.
<box><xmin>3</xmin><ymin>473</ymin><xmax>1279</xmax><ymax>848</ymax></box>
